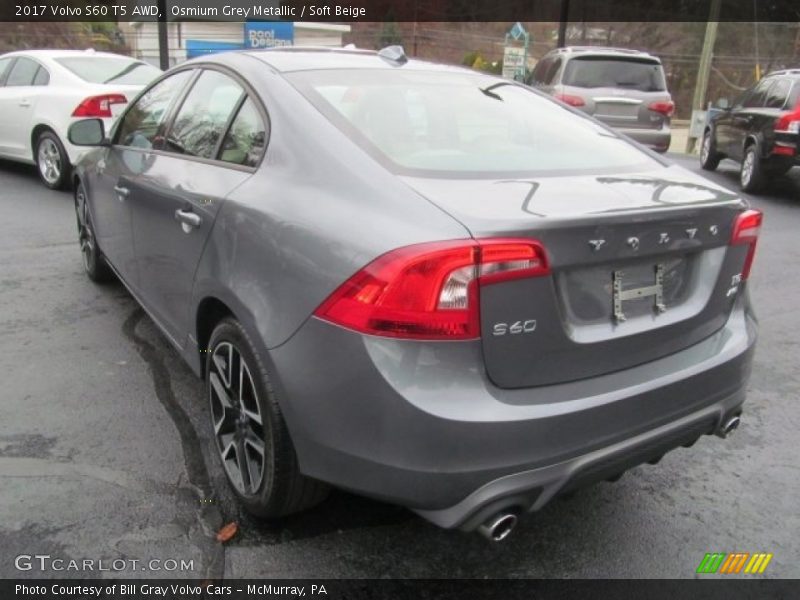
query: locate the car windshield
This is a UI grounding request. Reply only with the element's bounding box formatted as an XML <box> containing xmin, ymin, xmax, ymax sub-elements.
<box><xmin>287</xmin><ymin>69</ymin><xmax>658</xmax><ymax>177</ymax></box>
<box><xmin>55</xmin><ymin>56</ymin><xmax>161</xmax><ymax>85</ymax></box>
<box><xmin>562</xmin><ymin>57</ymin><xmax>666</xmax><ymax>91</ymax></box>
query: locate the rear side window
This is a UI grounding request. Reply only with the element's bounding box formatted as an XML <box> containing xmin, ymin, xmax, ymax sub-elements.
<box><xmin>562</xmin><ymin>57</ymin><xmax>666</xmax><ymax>91</ymax></box>
<box><xmin>528</xmin><ymin>57</ymin><xmax>552</xmax><ymax>85</ymax></box>
<box><xmin>765</xmin><ymin>79</ymin><xmax>792</xmax><ymax>109</ymax></box>
<box><xmin>32</xmin><ymin>66</ymin><xmax>49</xmax><ymax>86</ymax></box>
<box><xmin>165</xmin><ymin>70</ymin><xmax>244</xmax><ymax>160</ymax></box>
<box><xmin>6</xmin><ymin>57</ymin><xmax>39</xmax><ymax>86</ymax></box>
<box><xmin>528</xmin><ymin>56</ymin><xmax>561</xmax><ymax>86</ymax></box>
<box><xmin>545</xmin><ymin>58</ymin><xmax>562</xmax><ymax>85</ymax></box>
<box><xmin>788</xmin><ymin>81</ymin><xmax>800</xmax><ymax>110</ymax></box>
<box><xmin>55</xmin><ymin>56</ymin><xmax>161</xmax><ymax>85</ymax></box>
<box><xmin>116</xmin><ymin>70</ymin><xmax>192</xmax><ymax>149</ymax></box>
<box><xmin>219</xmin><ymin>98</ymin><xmax>267</xmax><ymax>167</ymax></box>
<box><xmin>742</xmin><ymin>79</ymin><xmax>773</xmax><ymax>108</ymax></box>
<box><xmin>0</xmin><ymin>58</ymin><xmax>13</xmax><ymax>84</ymax></box>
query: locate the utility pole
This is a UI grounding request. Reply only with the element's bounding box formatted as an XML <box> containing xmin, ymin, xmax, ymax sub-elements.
<box><xmin>753</xmin><ymin>0</ymin><xmax>761</xmax><ymax>79</ymax></box>
<box><xmin>686</xmin><ymin>0</ymin><xmax>721</xmax><ymax>154</ymax></box>
<box><xmin>412</xmin><ymin>0</ymin><xmax>418</xmax><ymax>56</ymax></box>
<box><xmin>157</xmin><ymin>0</ymin><xmax>169</xmax><ymax>70</ymax></box>
<box><xmin>557</xmin><ymin>0</ymin><xmax>569</xmax><ymax>48</ymax></box>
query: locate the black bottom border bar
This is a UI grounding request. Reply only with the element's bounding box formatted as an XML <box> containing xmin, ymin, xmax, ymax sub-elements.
<box><xmin>3</xmin><ymin>579</ymin><xmax>799</xmax><ymax>600</ymax></box>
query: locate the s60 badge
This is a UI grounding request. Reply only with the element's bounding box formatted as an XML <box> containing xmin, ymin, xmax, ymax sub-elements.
<box><xmin>493</xmin><ymin>320</ymin><xmax>537</xmax><ymax>336</ymax></box>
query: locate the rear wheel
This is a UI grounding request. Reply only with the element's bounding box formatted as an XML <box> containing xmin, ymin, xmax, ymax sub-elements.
<box><xmin>699</xmin><ymin>129</ymin><xmax>721</xmax><ymax>171</ymax></box>
<box><xmin>206</xmin><ymin>318</ymin><xmax>329</xmax><ymax>517</ymax></box>
<box><xmin>740</xmin><ymin>144</ymin><xmax>765</xmax><ymax>193</ymax></box>
<box><xmin>75</xmin><ymin>181</ymin><xmax>114</xmax><ymax>283</ymax></box>
<box><xmin>35</xmin><ymin>130</ymin><xmax>70</xmax><ymax>190</ymax></box>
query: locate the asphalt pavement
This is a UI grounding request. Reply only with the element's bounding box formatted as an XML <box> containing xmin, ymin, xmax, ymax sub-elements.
<box><xmin>1</xmin><ymin>155</ymin><xmax>798</xmax><ymax>579</ymax></box>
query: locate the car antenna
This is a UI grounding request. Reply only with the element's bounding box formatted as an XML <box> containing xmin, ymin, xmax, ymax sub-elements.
<box><xmin>377</xmin><ymin>45</ymin><xmax>408</xmax><ymax>66</ymax></box>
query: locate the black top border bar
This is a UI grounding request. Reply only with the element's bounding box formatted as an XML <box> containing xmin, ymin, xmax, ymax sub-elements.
<box><xmin>2</xmin><ymin>0</ymin><xmax>800</xmax><ymax>22</ymax></box>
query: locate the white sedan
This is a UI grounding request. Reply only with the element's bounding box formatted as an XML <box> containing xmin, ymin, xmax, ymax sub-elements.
<box><xmin>0</xmin><ymin>49</ymin><xmax>161</xmax><ymax>189</ymax></box>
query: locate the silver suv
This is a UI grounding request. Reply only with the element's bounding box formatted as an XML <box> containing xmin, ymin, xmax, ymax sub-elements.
<box><xmin>527</xmin><ymin>47</ymin><xmax>674</xmax><ymax>152</ymax></box>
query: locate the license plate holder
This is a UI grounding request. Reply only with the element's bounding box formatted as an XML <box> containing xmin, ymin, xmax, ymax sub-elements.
<box><xmin>612</xmin><ymin>264</ymin><xmax>666</xmax><ymax>322</ymax></box>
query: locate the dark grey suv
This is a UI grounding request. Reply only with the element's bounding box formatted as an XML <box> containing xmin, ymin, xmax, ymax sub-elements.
<box><xmin>528</xmin><ymin>47</ymin><xmax>674</xmax><ymax>152</ymax></box>
<box><xmin>68</xmin><ymin>47</ymin><xmax>758</xmax><ymax>541</ymax></box>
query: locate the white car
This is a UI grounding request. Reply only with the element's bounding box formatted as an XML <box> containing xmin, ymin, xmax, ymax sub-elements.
<box><xmin>0</xmin><ymin>49</ymin><xmax>161</xmax><ymax>189</ymax></box>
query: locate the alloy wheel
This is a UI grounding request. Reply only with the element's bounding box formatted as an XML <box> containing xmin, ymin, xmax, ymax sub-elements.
<box><xmin>741</xmin><ymin>150</ymin><xmax>754</xmax><ymax>187</ymax></box>
<box><xmin>76</xmin><ymin>186</ymin><xmax>95</xmax><ymax>272</ymax></box>
<box><xmin>701</xmin><ymin>134</ymin><xmax>710</xmax><ymax>164</ymax></box>
<box><xmin>209</xmin><ymin>341</ymin><xmax>266</xmax><ymax>495</ymax></box>
<box><xmin>38</xmin><ymin>138</ymin><xmax>62</xmax><ymax>185</ymax></box>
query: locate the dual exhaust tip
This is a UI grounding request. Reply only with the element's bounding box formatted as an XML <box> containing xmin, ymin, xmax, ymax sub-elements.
<box><xmin>717</xmin><ymin>414</ymin><xmax>741</xmax><ymax>439</ymax></box>
<box><xmin>476</xmin><ymin>511</ymin><xmax>519</xmax><ymax>542</ymax></box>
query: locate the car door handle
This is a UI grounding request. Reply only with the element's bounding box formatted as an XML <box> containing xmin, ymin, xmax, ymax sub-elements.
<box><xmin>175</xmin><ymin>209</ymin><xmax>202</xmax><ymax>230</ymax></box>
<box><xmin>113</xmin><ymin>185</ymin><xmax>129</xmax><ymax>200</ymax></box>
<box><xmin>19</xmin><ymin>100</ymin><xmax>31</xmax><ymax>108</ymax></box>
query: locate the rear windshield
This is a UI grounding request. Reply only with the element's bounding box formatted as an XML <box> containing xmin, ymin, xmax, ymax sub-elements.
<box><xmin>286</xmin><ymin>69</ymin><xmax>658</xmax><ymax>177</ymax></box>
<box><xmin>55</xmin><ymin>56</ymin><xmax>161</xmax><ymax>85</ymax></box>
<box><xmin>563</xmin><ymin>57</ymin><xmax>666</xmax><ymax>92</ymax></box>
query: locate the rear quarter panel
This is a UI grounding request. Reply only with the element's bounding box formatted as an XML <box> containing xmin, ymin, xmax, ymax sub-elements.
<box><xmin>188</xmin><ymin>56</ymin><xmax>471</xmax><ymax>360</ymax></box>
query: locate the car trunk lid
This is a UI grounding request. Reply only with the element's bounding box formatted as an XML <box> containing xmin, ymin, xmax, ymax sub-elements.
<box><xmin>401</xmin><ymin>165</ymin><xmax>751</xmax><ymax>388</ymax></box>
<box><xmin>562</xmin><ymin>86</ymin><xmax>673</xmax><ymax>130</ymax></box>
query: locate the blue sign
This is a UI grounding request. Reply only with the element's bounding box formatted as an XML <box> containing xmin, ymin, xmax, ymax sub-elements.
<box><xmin>509</xmin><ymin>22</ymin><xmax>527</xmax><ymax>41</ymax></box>
<box><xmin>244</xmin><ymin>21</ymin><xmax>294</xmax><ymax>49</ymax></box>
<box><xmin>185</xmin><ymin>39</ymin><xmax>243</xmax><ymax>59</ymax></box>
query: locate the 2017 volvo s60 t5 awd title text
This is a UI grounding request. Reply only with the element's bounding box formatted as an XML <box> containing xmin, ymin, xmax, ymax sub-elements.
<box><xmin>67</xmin><ymin>46</ymin><xmax>759</xmax><ymax>541</ymax></box>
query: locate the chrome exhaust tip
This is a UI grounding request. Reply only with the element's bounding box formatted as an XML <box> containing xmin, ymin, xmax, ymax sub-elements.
<box><xmin>716</xmin><ymin>415</ymin><xmax>741</xmax><ymax>439</ymax></box>
<box><xmin>477</xmin><ymin>512</ymin><xmax>518</xmax><ymax>542</ymax></box>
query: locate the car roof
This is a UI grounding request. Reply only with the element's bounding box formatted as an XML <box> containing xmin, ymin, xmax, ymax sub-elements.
<box><xmin>765</xmin><ymin>69</ymin><xmax>800</xmax><ymax>78</ymax></box>
<box><xmin>0</xmin><ymin>49</ymin><xmax>139</xmax><ymax>61</ymax></box>
<box><xmin>224</xmin><ymin>46</ymin><xmax>477</xmax><ymax>74</ymax></box>
<box><xmin>548</xmin><ymin>46</ymin><xmax>661</xmax><ymax>62</ymax></box>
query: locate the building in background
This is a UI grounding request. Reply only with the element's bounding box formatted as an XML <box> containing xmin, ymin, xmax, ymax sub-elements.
<box><xmin>120</xmin><ymin>21</ymin><xmax>350</xmax><ymax>66</ymax></box>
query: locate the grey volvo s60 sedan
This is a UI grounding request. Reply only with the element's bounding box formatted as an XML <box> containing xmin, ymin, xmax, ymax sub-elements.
<box><xmin>68</xmin><ymin>47</ymin><xmax>759</xmax><ymax>541</ymax></box>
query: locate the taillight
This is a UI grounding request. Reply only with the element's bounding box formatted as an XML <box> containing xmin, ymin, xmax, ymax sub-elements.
<box><xmin>72</xmin><ymin>94</ymin><xmax>127</xmax><ymax>118</ymax></box>
<box><xmin>774</xmin><ymin>109</ymin><xmax>800</xmax><ymax>134</ymax></box>
<box><xmin>772</xmin><ymin>145</ymin><xmax>795</xmax><ymax>156</ymax></box>
<box><xmin>730</xmin><ymin>209</ymin><xmax>763</xmax><ymax>280</ymax></box>
<box><xmin>648</xmin><ymin>101</ymin><xmax>675</xmax><ymax>117</ymax></box>
<box><xmin>553</xmin><ymin>93</ymin><xmax>585</xmax><ymax>107</ymax></box>
<box><xmin>314</xmin><ymin>239</ymin><xmax>550</xmax><ymax>340</ymax></box>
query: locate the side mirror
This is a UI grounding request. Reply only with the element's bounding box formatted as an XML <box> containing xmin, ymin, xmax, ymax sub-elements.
<box><xmin>715</xmin><ymin>98</ymin><xmax>730</xmax><ymax>110</ymax></box>
<box><xmin>68</xmin><ymin>119</ymin><xmax>108</xmax><ymax>146</ymax></box>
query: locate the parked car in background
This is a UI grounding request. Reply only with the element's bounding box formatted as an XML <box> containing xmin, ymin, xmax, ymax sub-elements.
<box><xmin>68</xmin><ymin>47</ymin><xmax>758</xmax><ymax>541</ymax></box>
<box><xmin>0</xmin><ymin>49</ymin><xmax>160</xmax><ymax>189</ymax></box>
<box><xmin>527</xmin><ymin>46</ymin><xmax>674</xmax><ymax>152</ymax></box>
<box><xmin>701</xmin><ymin>69</ymin><xmax>800</xmax><ymax>192</ymax></box>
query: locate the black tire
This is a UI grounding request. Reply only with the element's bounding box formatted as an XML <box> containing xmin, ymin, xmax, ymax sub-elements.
<box><xmin>75</xmin><ymin>181</ymin><xmax>114</xmax><ymax>283</ymax></box>
<box><xmin>699</xmin><ymin>129</ymin><xmax>721</xmax><ymax>171</ymax></box>
<box><xmin>35</xmin><ymin>130</ymin><xmax>71</xmax><ymax>190</ymax></box>
<box><xmin>740</xmin><ymin>143</ymin><xmax>766</xmax><ymax>193</ymax></box>
<box><xmin>206</xmin><ymin>317</ymin><xmax>329</xmax><ymax>518</ymax></box>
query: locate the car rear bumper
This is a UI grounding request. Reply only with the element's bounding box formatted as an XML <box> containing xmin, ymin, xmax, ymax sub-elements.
<box><xmin>267</xmin><ymin>292</ymin><xmax>756</xmax><ymax>530</ymax></box>
<box><xmin>616</xmin><ymin>126</ymin><xmax>672</xmax><ymax>152</ymax></box>
<box><xmin>416</xmin><ymin>399</ymin><xmax>741</xmax><ymax>530</ymax></box>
